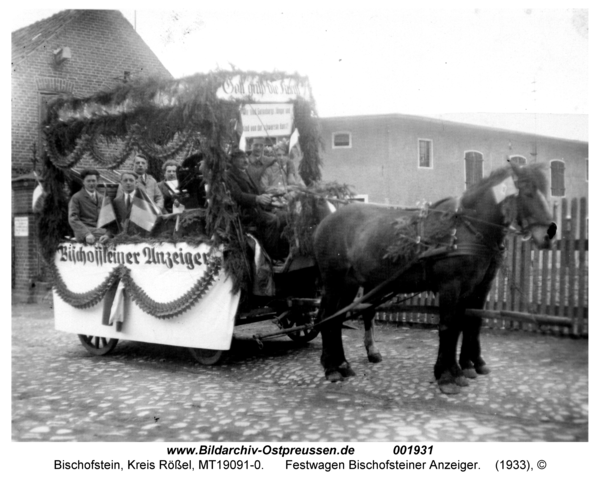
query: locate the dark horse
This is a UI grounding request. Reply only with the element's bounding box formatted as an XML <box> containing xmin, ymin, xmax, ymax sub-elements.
<box><xmin>313</xmin><ymin>161</ymin><xmax>556</xmax><ymax>394</ymax></box>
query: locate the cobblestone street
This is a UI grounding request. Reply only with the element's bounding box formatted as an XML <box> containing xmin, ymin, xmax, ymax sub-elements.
<box><xmin>12</xmin><ymin>302</ymin><xmax>588</xmax><ymax>442</ymax></box>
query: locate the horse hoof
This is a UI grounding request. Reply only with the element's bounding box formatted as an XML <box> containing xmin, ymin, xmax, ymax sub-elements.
<box><xmin>476</xmin><ymin>365</ymin><xmax>491</xmax><ymax>375</ymax></box>
<box><xmin>368</xmin><ymin>352</ymin><xmax>383</xmax><ymax>363</ymax></box>
<box><xmin>338</xmin><ymin>363</ymin><xmax>356</xmax><ymax>378</ymax></box>
<box><xmin>455</xmin><ymin>376</ymin><xmax>469</xmax><ymax>387</ymax></box>
<box><xmin>325</xmin><ymin>370</ymin><xmax>344</xmax><ymax>383</ymax></box>
<box><xmin>462</xmin><ymin>368</ymin><xmax>477</xmax><ymax>379</ymax></box>
<box><xmin>438</xmin><ymin>382</ymin><xmax>461</xmax><ymax>395</ymax></box>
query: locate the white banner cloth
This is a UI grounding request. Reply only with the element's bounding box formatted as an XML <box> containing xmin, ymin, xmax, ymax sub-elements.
<box><xmin>53</xmin><ymin>242</ymin><xmax>240</xmax><ymax>350</ymax></box>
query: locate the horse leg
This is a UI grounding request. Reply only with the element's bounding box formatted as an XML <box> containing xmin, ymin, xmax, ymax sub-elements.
<box><xmin>319</xmin><ymin>284</ymin><xmax>359</xmax><ymax>382</ymax></box>
<box><xmin>363</xmin><ymin>310</ymin><xmax>383</xmax><ymax>363</ymax></box>
<box><xmin>434</xmin><ymin>289</ymin><xmax>468</xmax><ymax>394</ymax></box>
<box><xmin>460</xmin><ymin>291</ymin><xmax>492</xmax><ymax>378</ymax></box>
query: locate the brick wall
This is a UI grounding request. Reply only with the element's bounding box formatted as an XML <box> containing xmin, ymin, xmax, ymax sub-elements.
<box><xmin>11</xmin><ymin>10</ymin><xmax>172</xmax><ymax>174</ymax></box>
<box><xmin>11</xmin><ymin>10</ymin><xmax>173</xmax><ymax>302</ymax></box>
<box><xmin>12</xmin><ymin>177</ymin><xmax>42</xmax><ymax>302</ymax></box>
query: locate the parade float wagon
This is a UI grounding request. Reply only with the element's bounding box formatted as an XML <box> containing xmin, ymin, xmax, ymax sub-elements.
<box><xmin>40</xmin><ymin>70</ymin><xmax>348</xmax><ymax>365</ymax></box>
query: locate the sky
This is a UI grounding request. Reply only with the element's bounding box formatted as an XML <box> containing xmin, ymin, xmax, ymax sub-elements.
<box><xmin>9</xmin><ymin>3</ymin><xmax>590</xmax><ymax>141</ymax></box>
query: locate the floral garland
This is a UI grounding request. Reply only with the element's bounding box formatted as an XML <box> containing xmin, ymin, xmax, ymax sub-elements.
<box><xmin>50</xmin><ymin>254</ymin><xmax>222</xmax><ymax>319</ymax></box>
<box><xmin>134</xmin><ymin>124</ymin><xmax>197</xmax><ymax>160</ymax></box>
<box><xmin>121</xmin><ymin>256</ymin><xmax>221</xmax><ymax>319</ymax></box>
<box><xmin>44</xmin><ymin>131</ymin><xmax>91</xmax><ymax>168</ymax></box>
<box><xmin>88</xmin><ymin>126</ymin><xmax>137</xmax><ymax>168</ymax></box>
<box><xmin>50</xmin><ymin>261</ymin><xmax>123</xmax><ymax>309</ymax></box>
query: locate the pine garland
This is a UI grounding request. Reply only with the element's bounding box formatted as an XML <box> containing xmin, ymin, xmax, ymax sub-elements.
<box><xmin>50</xmin><ymin>254</ymin><xmax>223</xmax><ymax>319</ymax></box>
<box><xmin>50</xmin><ymin>261</ymin><xmax>123</xmax><ymax>309</ymax></box>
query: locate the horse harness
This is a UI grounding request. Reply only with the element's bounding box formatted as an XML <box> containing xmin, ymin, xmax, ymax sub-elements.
<box><xmin>414</xmin><ymin>203</ymin><xmax>507</xmax><ymax>265</ymax></box>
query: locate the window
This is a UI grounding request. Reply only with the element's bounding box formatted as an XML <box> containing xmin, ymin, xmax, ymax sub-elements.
<box><xmin>509</xmin><ymin>155</ymin><xmax>527</xmax><ymax>166</ymax></box>
<box><xmin>465</xmin><ymin>151</ymin><xmax>484</xmax><ymax>189</ymax></box>
<box><xmin>332</xmin><ymin>132</ymin><xmax>351</xmax><ymax>149</ymax></box>
<box><xmin>418</xmin><ymin>139</ymin><xmax>432</xmax><ymax>168</ymax></box>
<box><xmin>550</xmin><ymin>160</ymin><xmax>565</xmax><ymax>197</ymax></box>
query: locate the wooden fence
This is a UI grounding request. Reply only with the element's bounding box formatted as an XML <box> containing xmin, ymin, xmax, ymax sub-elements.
<box><xmin>376</xmin><ymin>197</ymin><xmax>588</xmax><ymax>337</ymax></box>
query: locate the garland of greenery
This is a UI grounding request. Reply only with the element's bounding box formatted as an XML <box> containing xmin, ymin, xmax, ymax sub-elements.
<box><xmin>283</xmin><ymin>182</ymin><xmax>354</xmax><ymax>256</ymax></box>
<box><xmin>50</xmin><ymin>253</ymin><xmax>222</xmax><ymax>319</ymax></box>
<box><xmin>50</xmin><ymin>261</ymin><xmax>123</xmax><ymax>309</ymax></box>
<box><xmin>384</xmin><ymin>203</ymin><xmax>458</xmax><ymax>264</ymax></box>
<box><xmin>36</xmin><ymin>157</ymin><xmax>72</xmax><ymax>261</ymax></box>
<box><xmin>44</xmin><ymin>131</ymin><xmax>91</xmax><ymax>168</ymax></box>
<box><xmin>120</xmin><ymin>255</ymin><xmax>222</xmax><ymax>319</ymax></box>
<box><xmin>88</xmin><ymin>126</ymin><xmax>137</xmax><ymax>168</ymax></box>
<box><xmin>134</xmin><ymin>124</ymin><xmax>197</xmax><ymax>160</ymax></box>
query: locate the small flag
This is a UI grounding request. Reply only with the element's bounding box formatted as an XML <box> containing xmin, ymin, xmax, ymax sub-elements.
<box><xmin>97</xmin><ymin>193</ymin><xmax>117</xmax><ymax>228</ymax></box>
<box><xmin>239</xmin><ymin>130</ymin><xmax>247</xmax><ymax>151</ymax></box>
<box><xmin>492</xmin><ymin>176</ymin><xmax>518</xmax><ymax>203</ymax></box>
<box><xmin>289</xmin><ymin>128</ymin><xmax>300</xmax><ymax>154</ymax></box>
<box><xmin>32</xmin><ymin>183</ymin><xmax>45</xmax><ymax>212</ymax></box>
<box><xmin>130</xmin><ymin>187</ymin><xmax>160</xmax><ymax>231</ymax></box>
<box><xmin>108</xmin><ymin>280</ymin><xmax>126</xmax><ymax>332</ymax></box>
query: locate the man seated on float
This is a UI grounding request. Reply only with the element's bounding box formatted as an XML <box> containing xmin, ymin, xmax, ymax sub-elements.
<box><xmin>226</xmin><ymin>148</ymin><xmax>288</xmax><ymax>261</ymax></box>
<box><xmin>246</xmin><ymin>138</ymin><xmax>277</xmax><ymax>188</ymax></box>
<box><xmin>117</xmin><ymin>155</ymin><xmax>164</xmax><ymax>212</ymax></box>
<box><xmin>177</xmin><ymin>153</ymin><xmax>208</xmax><ymax>209</ymax></box>
<box><xmin>260</xmin><ymin>141</ymin><xmax>304</xmax><ymax>205</ymax></box>
<box><xmin>157</xmin><ymin>160</ymin><xmax>181</xmax><ymax>214</ymax></box>
<box><xmin>112</xmin><ymin>171</ymin><xmax>139</xmax><ymax>235</ymax></box>
<box><xmin>68</xmin><ymin>168</ymin><xmax>111</xmax><ymax>245</ymax></box>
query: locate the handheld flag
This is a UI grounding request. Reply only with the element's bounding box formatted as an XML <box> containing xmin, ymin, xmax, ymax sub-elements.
<box><xmin>492</xmin><ymin>176</ymin><xmax>518</xmax><ymax>203</ymax></box>
<box><xmin>97</xmin><ymin>193</ymin><xmax>117</xmax><ymax>229</ymax></box>
<box><xmin>130</xmin><ymin>187</ymin><xmax>160</xmax><ymax>232</ymax></box>
<box><xmin>289</xmin><ymin>128</ymin><xmax>300</xmax><ymax>153</ymax></box>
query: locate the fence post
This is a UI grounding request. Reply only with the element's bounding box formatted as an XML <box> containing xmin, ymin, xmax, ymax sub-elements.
<box><xmin>577</xmin><ymin>197</ymin><xmax>588</xmax><ymax>336</ymax></box>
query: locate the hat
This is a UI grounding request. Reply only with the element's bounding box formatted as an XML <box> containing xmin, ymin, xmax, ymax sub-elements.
<box><xmin>229</xmin><ymin>148</ymin><xmax>247</xmax><ymax>160</ymax></box>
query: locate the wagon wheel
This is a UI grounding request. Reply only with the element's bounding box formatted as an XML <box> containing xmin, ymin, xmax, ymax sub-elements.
<box><xmin>188</xmin><ymin>348</ymin><xmax>226</xmax><ymax>366</ymax></box>
<box><xmin>77</xmin><ymin>334</ymin><xmax>119</xmax><ymax>356</ymax></box>
<box><xmin>281</xmin><ymin>310</ymin><xmax>320</xmax><ymax>344</ymax></box>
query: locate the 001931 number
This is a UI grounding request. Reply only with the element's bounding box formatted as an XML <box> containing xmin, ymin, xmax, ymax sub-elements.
<box><xmin>393</xmin><ymin>445</ymin><xmax>433</xmax><ymax>455</ymax></box>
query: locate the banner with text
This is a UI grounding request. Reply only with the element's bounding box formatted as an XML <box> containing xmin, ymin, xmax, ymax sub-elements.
<box><xmin>53</xmin><ymin>242</ymin><xmax>239</xmax><ymax>350</ymax></box>
<box><xmin>240</xmin><ymin>104</ymin><xmax>294</xmax><ymax>138</ymax></box>
<box><xmin>217</xmin><ymin>75</ymin><xmax>311</xmax><ymax>102</ymax></box>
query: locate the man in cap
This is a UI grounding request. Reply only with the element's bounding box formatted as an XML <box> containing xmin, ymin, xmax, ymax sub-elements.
<box><xmin>227</xmin><ymin>149</ymin><xmax>288</xmax><ymax>260</ymax></box>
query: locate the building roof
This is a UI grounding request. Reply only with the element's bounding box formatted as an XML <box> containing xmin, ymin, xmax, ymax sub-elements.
<box><xmin>11</xmin><ymin>10</ymin><xmax>82</xmax><ymax>66</ymax></box>
<box><xmin>320</xmin><ymin>112</ymin><xmax>588</xmax><ymax>146</ymax></box>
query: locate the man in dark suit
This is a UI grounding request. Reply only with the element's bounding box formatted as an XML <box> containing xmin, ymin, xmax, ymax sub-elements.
<box><xmin>68</xmin><ymin>168</ymin><xmax>110</xmax><ymax>244</ymax></box>
<box><xmin>157</xmin><ymin>160</ymin><xmax>181</xmax><ymax>213</ymax></box>
<box><xmin>117</xmin><ymin>155</ymin><xmax>164</xmax><ymax>212</ymax></box>
<box><xmin>227</xmin><ymin>149</ymin><xmax>288</xmax><ymax>260</ymax></box>
<box><xmin>112</xmin><ymin>171</ymin><xmax>138</xmax><ymax>234</ymax></box>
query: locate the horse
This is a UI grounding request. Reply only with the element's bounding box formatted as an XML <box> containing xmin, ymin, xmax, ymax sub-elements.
<box><xmin>313</xmin><ymin>161</ymin><xmax>557</xmax><ymax>394</ymax></box>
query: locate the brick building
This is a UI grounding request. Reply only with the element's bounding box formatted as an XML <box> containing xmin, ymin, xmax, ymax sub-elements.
<box><xmin>319</xmin><ymin>114</ymin><xmax>588</xmax><ymax>209</ymax></box>
<box><xmin>12</xmin><ymin>10</ymin><xmax>172</xmax><ymax>302</ymax></box>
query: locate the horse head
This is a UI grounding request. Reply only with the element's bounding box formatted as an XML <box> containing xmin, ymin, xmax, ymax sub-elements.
<box><xmin>503</xmin><ymin>161</ymin><xmax>556</xmax><ymax>249</ymax></box>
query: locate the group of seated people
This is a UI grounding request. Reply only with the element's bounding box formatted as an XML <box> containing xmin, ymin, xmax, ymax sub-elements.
<box><xmin>68</xmin><ymin>142</ymin><xmax>301</xmax><ymax>262</ymax></box>
<box><xmin>67</xmin><ymin>154</ymin><xmax>205</xmax><ymax>243</ymax></box>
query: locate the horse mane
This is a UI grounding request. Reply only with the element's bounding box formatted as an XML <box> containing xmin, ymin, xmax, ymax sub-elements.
<box><xmin>461</xmin><ymin>162</ymin><xmax>549</xmax><ymax>209</ymax></box>
<box><xmin>516</xmin><ymin>162</ymin><xmax>549</xmax><ymax>196</ymax></box>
